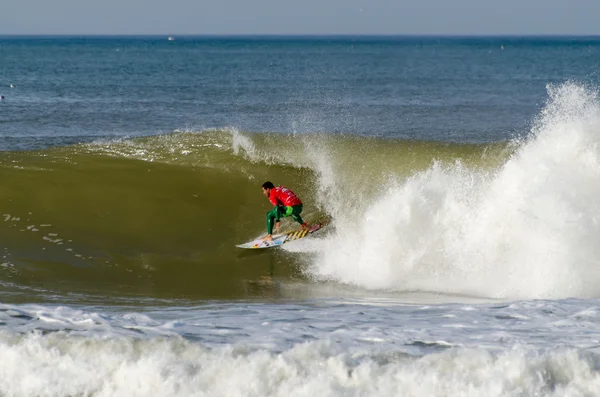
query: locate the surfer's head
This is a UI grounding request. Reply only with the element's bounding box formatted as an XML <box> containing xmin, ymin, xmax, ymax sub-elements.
<box><xmin>262</xmin><ymin>181</ymin><xmax>275</xmax><ymax>196</ymax></box>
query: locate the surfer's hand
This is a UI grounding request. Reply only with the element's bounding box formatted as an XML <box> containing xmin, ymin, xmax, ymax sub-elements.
<box><xmin>275</xmin><ymin>221</ymin><xmax>280</xmax><ymax>233</ymax></box>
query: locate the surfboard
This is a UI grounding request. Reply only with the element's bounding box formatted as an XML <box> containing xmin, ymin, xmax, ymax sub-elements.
<box><xmin>236</xmin><ymin>218</ymin><xmax>329</xmax><ymax>249</ymax></box>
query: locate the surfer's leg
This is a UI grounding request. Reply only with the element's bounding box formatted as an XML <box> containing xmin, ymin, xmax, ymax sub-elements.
<box><xmin>267</xmin><ymin>206</ymin><xmax>289</xmax><ymax>234</ymax></box>
<box><xmin>266</xmin><ymin>207</ymin><xmax>279</xmax><ymax>234</ymax></box>
<box><xmin>281</xmin><ymin>206</ymin><xmax>293</xmax><ymax>218</ymax></box>
<box><xmin>290</xmin><ymin>204</ymin><xmax>305</xmax><ymax>225</ymax></box>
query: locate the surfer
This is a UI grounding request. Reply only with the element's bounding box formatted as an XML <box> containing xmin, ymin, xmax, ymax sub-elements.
<box><xmin>261</xmin><ymin>181</ymin><xmax>308</xmax><ymax>241</ymax></box>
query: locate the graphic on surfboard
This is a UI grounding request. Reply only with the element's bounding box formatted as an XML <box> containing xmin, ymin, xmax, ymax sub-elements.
<box><xmin>236</xmin><ymin>218</ymin><xmax>330</xmax><ymax>249</ymax></box>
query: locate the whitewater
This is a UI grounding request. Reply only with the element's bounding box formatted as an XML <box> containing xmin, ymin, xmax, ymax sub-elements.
<box><xmin>2</xmin><ymin>298</ymin><xmax>600</xmax><ymax>396</ymax></box>
<box><xmin>298</xmin><ymin>82</ymin><xmax>600</xmax><ymax>301</ymax></box>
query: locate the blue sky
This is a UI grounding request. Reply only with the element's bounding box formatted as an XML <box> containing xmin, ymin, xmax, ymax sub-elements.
<box><xmin>2</xmin><ymin>0</ymin><xmax>600</xmax><ymax>35</ymax></box>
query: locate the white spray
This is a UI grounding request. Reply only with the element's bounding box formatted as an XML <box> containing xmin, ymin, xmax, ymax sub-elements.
<box><xmin>311</xmin><ymin>82</ymin><xmax>600</xmax><ymax>300</ymax></box>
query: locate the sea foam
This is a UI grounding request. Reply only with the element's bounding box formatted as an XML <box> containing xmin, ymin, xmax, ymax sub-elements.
<box><xmin>311</xmin><ymin>82</ymin><xmax>600</xmax><ymax>300</ymax></box>
<box><xmin>0</xmin><ymin>332</ymin><xmax>598</xmax><ymax>397</ymax></box>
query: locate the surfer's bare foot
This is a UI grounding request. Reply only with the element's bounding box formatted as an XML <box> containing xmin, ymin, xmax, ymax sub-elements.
<box><xmin>262</xmin><ymin>234</ymin><xmax>273</xmax><ymax>241</ymax></box>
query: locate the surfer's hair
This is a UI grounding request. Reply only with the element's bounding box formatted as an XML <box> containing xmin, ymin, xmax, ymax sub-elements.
<box><xmin>262</xmin><ymin>181</ymin><xmax>275</xmax><ymax>189</ymax></box>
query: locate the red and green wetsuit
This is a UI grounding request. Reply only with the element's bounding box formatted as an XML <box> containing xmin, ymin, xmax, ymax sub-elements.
<box><xmin>266</xmin><ymin>186</ymin><xmax>305</xmax><ymax>234</ymax></box>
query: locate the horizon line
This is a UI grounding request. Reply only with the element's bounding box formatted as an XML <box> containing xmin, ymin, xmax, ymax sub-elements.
<box><xmin>1</xmin><ymin>33</ymin><xmax>600</xmax><ymax>38</ymax></box>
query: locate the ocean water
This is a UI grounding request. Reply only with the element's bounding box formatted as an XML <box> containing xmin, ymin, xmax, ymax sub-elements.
<box><xmin>2</xmin><ymin>36</ymin><xmax>600</xmax><ymax>395</ymax></box>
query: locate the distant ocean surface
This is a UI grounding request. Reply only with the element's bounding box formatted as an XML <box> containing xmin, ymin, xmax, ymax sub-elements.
<box><xmin>2</xmin><ymin>36</ymin><xmax>600</xmax><ymax>396</ymax></box>
<box><xmin>1</xmin><ymin>35</ymin><xmax>598</xmax><ymax>149</ymax></box>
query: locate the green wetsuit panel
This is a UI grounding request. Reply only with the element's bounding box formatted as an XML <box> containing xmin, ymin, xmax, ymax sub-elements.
<box><xmin>266</xmin><ymin>204</ymin><xmax>304</xmax><ymax>234</ymax></box>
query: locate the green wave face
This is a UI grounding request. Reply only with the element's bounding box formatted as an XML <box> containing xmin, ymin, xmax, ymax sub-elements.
<box><xmin>0</xmin><ymin>129</ymin><xmax>510</xmax><ymax>302</ymax></box>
